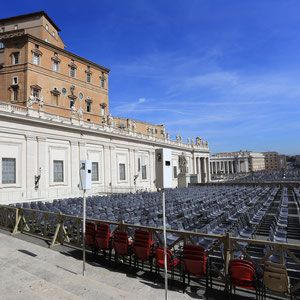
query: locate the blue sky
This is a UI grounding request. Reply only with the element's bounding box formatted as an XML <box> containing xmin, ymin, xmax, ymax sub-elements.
<box><xmin>2</xmin><ymin>0</ymin><xmax>300</xmax><ymax>154</ymax></box>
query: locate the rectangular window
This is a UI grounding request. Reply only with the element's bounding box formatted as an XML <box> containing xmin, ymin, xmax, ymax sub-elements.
<box><xmin>33</xmin><ymin>54</ymin><xmax>40</xmax><ymax>65</ymax></box>
<box><xmin>12</xmin><ymin>76</ymin><xmax>18</xmax><ymax>84</ymax></box>
<box><xmin>119</xmin><ymin>163</ymin><xmax>126</xmax><ymax>180</ymax></box>
<box><xmin>13</xmin><ymin>53</ymin><xmax>19</xmax><ymax>64</ymax></box>
<box><xmin>70</xmin><ymin>99</ymin><xmax>74</xmax><ymax>108</ymax></box>
<box><xmin>154</xmin><ymin>129</ymin><xmax>158</xmax><ymax>134</ymax></box>
<box><xmin>142</xmin><ymin>165</ymin><xmax>147</xmax><ymax>180</ymax></box>
<box><xmin>0</xmin><ymin>42</ymin><xmax>4</xmax><ymax>49</ymax></box>
<box><xmin>53</xmin><ymin>61</ymin><xmax>58</xmax><ymax>72</ymax></box>
<box><xmin>92</xmin><ymin>162</ymin><xmax>99</xmax><ymax>181</ymax></box>
<box><xmin>53</xmin><ymin>160</ymin><xmax>64</xmax><ymax>183</ymax></box>
<box><xmin>70</xmin><ymin>67</ymin><xmax>75</xmax><ymax>77</ymax></box>
<box><xmin>86</xmin><ymin>102</ymin><xmax>91</xmax><ymax>112</ymax></box>
<box><xmin>86</xmin><ymin>73</ymin><xmax>91</xmax><ymax>83</ymax></box>
<box><xmin>173</xmin><ymin>166</ymin><xmax>177</xmax><ymax>178</ymax></box>
<box><xmin>101</xmin><ymin>79</ymin><xmax>105</xmax><ymax>88</ymax></box>
<box><xmin>1</xmin><ymin>27</ymin><xmax>4</xmax><ymax>33</ymax></box>
<box><xmin>32</xmin><ymin>89</ymin><xmax>39</xmax><ymax>98</ymax></box>
<box><xmin>13</xmin><ymin>89</ymin><xmax>18</xmax><ymax>101</ymax></box>
<box><xmin>101</xmin><ymin>106</ymin><xmax>105</xmax><ymax>115</ymax></box>
<box><xmin>2</xmin><ymin>158</ymin><xmax>16</xmax><ymax>184</ymax></box>
<box><xmin>14</xmin><ymin>25</ymin><xmax>18</xmax><ymax>30</ymax></box>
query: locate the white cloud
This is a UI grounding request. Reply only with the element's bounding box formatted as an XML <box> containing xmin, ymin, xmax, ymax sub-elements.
<box><xmin>138</xmin><ymin>97</ymin><xmax>146</xmax><ymax>103</ymax></box>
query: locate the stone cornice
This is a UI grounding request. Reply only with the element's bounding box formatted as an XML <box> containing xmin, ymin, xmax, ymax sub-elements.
<box><xmin>68</xmin><ymin>94</ymin><xmax>77</xmax><ymax>100</ymax></box>
<box><xmin>0</xmin><ymin>102</ymin><xmax>210</xmax><ymax>153</ymax></box>
<box><xmin>31</xmin><ymin>48</ymin><xmax>43</xmax><ymax>56</ymax></box>
<box><xmin>0</xmin><ymin>29</ymin><xmax>25</xmax><ymax>40</ymax></box>
<box><xmin>51</xmin><ymin>56</ymin><xmax>61</xmax><ymax>63</ymax></box>
<box><xmin>68</xmin><ymin>62</ymin><xmax>77</xmax><ymax>69</ymax></box>
<box><xmin>50</xmin><ymin>89</ymin><xmax>61</xmax><ymax>96</ymax></box>
<box><xmin>30</xmin><ymin>84</ymin><xmax>42</xmax><ymax>91</ymax></box>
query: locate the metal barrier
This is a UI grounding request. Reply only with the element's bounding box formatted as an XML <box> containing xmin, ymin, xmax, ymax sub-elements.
<box><xmin>1</xmin><ymin>205</ymin><xmax>300</xmax><ymax>296</ymax></box>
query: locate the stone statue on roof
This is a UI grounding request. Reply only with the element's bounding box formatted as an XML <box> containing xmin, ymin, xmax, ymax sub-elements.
<box><xmin>108</xmin><ymin>114</ymin><xmax>113</xmax><ymax>126</ymax></box>
<box><xmin>71</xmin><ymin>105</ymin><xmax>76</xmax><ymax>117</ymax></box>
<box><xmin>77</xmin><ymin>107</ymin><xmax>83</xmax><ymax>120</ymax></box>
<box><xmin>38</xmin><ymin>96</ymin><xmax>44</xmax><ymax>110</ymax></box>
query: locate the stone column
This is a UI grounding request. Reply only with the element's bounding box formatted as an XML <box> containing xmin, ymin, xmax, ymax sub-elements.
<box><xmin>149</xmin><ymin>150</ymin><xmax>155</xmax><ymax>190</ymax></box>
<box><xmin>103</xmin><ymin>145</ymin><xmax>111</xmax><ymax>192</ymax></box>
<box><xmin>198</xmin><ymin>158</ymin><xmax>202</xmax><ymax>182</ymax></box>
<box><xmin>245</xmin><ymin>159</ymin><xmax>249</xmax><ymax>173</ymax></box>
<box><xmin>193</xmin><ymin>154</ymin><xmax>197</xmax><ymax>174</ymax></box>
<box><xmin>26</xmin><ymin>135</ymin><xmax>38</xmax><ymax>199</ymax></box>
<box><xmin>37</xmin><ymin>136</ymin><xmax>47</xmax><ymax>198</ymax></box>
<box><xmin>110</xmin><ymin>146</ymin><xmax>116</xmax><ymax>193</ymax></box>
<box><xmin>79</xmin><ymin>141</ymin><xmax>86</xmax><ymax>161</ymax></box>
<box><xmin>70</xmin><ymin>140</ymin><xmax>79</xmax><ymax>195</ymax></box>
<box><xmin>203</xmin><ymin>157</ymin><xmax>207</xmax><ymax>183</ymax></box>
<box><xmin>206</xmin><ymin>158</ymin><xmax>211</xmax><ymax>182</ymax></box>
<box><xmin>129</xmin><ymin>148</ymin><xmax>135</xmax><ymax>192</ymax></box>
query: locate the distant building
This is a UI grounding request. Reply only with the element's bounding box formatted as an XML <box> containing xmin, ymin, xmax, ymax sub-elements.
<box><xmin>295</xmin><ymin>156</ymin><xmax>300</xmax><ymax>167</ymax></box>
<box><xmin>210</xmin><ymin>150</ymin><xmax>265</xmax><ymax>175</ymax></box>
<box><xmin>263</xmin><ymin>152</ymin><xmax>286</xmax><ymax>170</ymax></box>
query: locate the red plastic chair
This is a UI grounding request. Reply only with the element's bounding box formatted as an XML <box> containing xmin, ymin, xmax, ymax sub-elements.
<box><xmin>229</xmin><ymin>259</ymin><xmax>259</xmax><ymax>299</ymax></box>
<box><xmin>155</xmin><ymin>247</ymin><xmax>180</xmax><ymax>286</ymax></box>
<box><xmin>95</xmin><ymin>223</ymin><xmax>112</xmax><ymax>260</ymax></box>
<box><xmin>113</xmin><ymin>230</ymin><xmax>132</xmax><ymax>265</ymax></box>
<box><xmin>133</xmin><ymin>229</ymin><xmax>154</xmax><ymax>271</ymax></box>
<box><xmin>182</xmin><ymin>244</ymin><xmax>209</xmax><ymax>293</ymax></box>
<box><xmin>85</xmin><ymin>221</ymin><xmax>96</xmax><ymax>252</ymax></box>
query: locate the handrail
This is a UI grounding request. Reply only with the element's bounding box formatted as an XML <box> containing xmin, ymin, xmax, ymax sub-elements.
<box><xmin>1</xmin><ymin>205</ymin><xmax>300</xmax><ymax>296</ymax></box>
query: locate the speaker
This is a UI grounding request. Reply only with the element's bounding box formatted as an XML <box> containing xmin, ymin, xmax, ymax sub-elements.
<box><xmin>155</xmin><ymin>148</ymin><xmax>172</xmax><ymax>189</ymax></box>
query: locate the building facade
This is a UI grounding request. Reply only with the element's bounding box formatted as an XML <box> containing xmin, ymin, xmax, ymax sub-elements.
<box><xmin>210</xmin><ymin>151</ymin><xmax>265</xmax><ymax>176</ymax></box>
<box><xmin>0</xmin><ymin>11</ymin><xmax>165</xmax><ymax>138</ymax></box>
<box><xmin>0</xmin><ymin>12</ymin><xmax>210</xmax><ymax>204</ymax></box>
<box><xmin>263</xmin><ymin>152</ymin><xmax>287</xmax><ymax>170</ymax></box>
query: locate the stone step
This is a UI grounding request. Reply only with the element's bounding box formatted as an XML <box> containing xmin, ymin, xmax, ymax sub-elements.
<box><xmin>0</xmin><ymin>233</ymin><xmax>190</xmax><ymax>300</ymax></box>
<box><xmin>0</xmin><ymin>234</ymin><xmax>146</xmax><ymax>300</ymax></box>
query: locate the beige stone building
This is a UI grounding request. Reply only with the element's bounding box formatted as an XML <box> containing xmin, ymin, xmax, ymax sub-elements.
<box><xmin>263</xmin><ymin>152</ymin><xmax>287</xmax><ymax>170</ymax></box>
<box><xmin>0</xmin><ymin>11</ymin><xmax>165</xmax><ymax>138</ymax></box>
<box><xmin>0</xmin><ymin>11</ymin><xmax>210</xmax><ymax>203</ymax></box>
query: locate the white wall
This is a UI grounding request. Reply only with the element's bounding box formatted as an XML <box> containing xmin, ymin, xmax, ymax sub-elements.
<box><xmin>0</xmin><ymin>112</ymin><xmax>210</xmax><ymax>204</ymax></box>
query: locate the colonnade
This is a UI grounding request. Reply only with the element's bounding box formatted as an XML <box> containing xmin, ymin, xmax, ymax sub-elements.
<box><xmin>194</xmin><ymin>157</ymin><xmax>210</xmax><ymax>182</ymax></box>
<box><xmin>210</xmin><ymin>159</ymin><xmax>249</xmax><ymax>175</ymax></box>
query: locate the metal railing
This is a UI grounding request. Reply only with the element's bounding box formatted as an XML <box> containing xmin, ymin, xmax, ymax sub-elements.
<box><xmin>1</xmin><ymin>205</ymin><xmax>300</xmax><ymax>296</ymax></box>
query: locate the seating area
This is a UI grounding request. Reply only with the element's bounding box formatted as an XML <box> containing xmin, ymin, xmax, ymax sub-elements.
<box><xmin>12</xmin><ymin>184</ymin><xmax>300</xmax><ymax>299</ymax></box>
<box><xmin>230</xmin><ymin>169</ymin><xmax>300</xmax><ymax>183</ymax></box>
